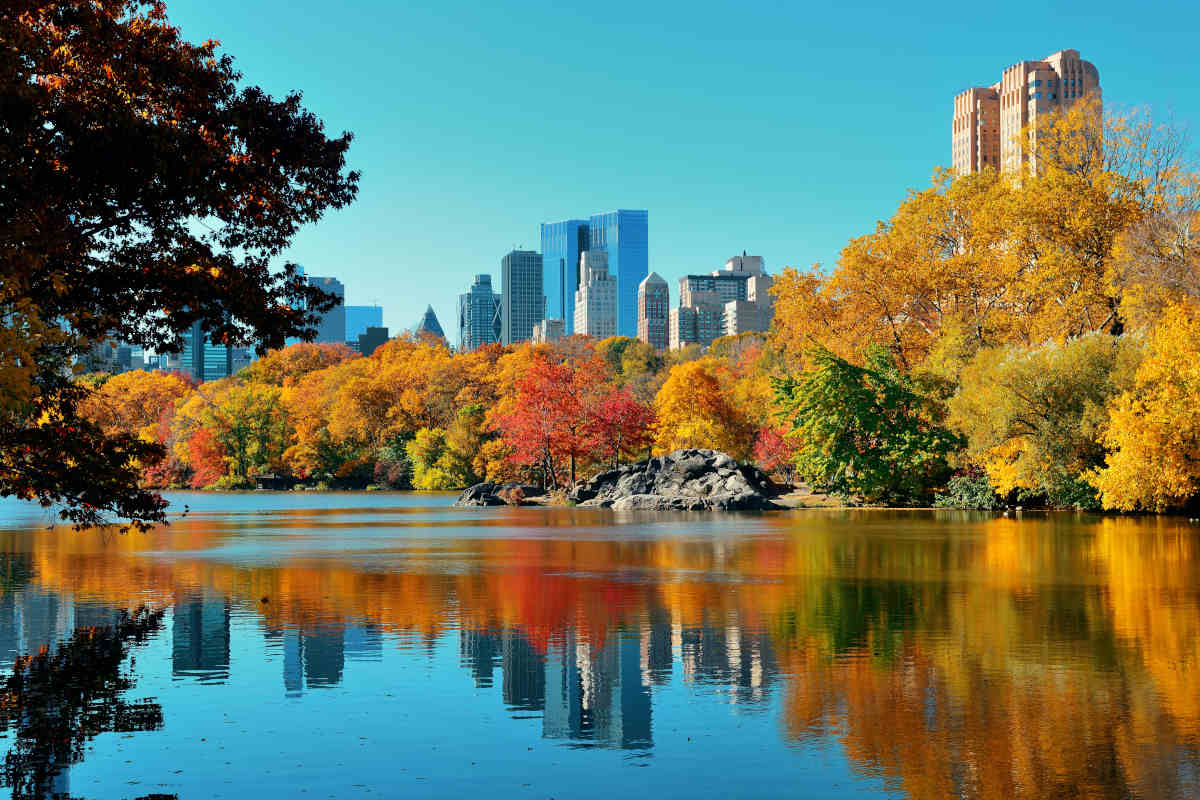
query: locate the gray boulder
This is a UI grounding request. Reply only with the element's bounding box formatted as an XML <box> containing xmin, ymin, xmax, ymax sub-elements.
<box><xmin>453</xmin><ymin>482</ymin><xmax>506</xmax><ymax>507</ymax></box>
<box><xmin>575</xmin><ymin>449</ymin><xmax>782</xmax><ymax>511</ymax></box>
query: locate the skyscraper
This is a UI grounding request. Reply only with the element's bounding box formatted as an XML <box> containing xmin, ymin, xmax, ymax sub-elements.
<box><xmin>541</xmin><ymin>211</ymin><xmax>648</xmax><ymax>337</ymax></box>
<box><xmin>306</xmin><ymin>275</ymin><xmax>346</xmax><ymax>343</ymax></box>
<box><xmin>953</xmin><ymin>49</ymin><xmax>1100</xmax><ymax>175</ymax></box>
<box><xmin>412</xmin><ymin>305</ymin><xmax>446</xmax><ymax>340</ymax></box>
<box><xmin>501</xmin><ymin>250</ymin><xmax>543</xmax><ymax>345</ymax></box>
<box><xmin>345</xmin><ymin>305</ymin><xmax>384</xmax><ymax>342</ymax></box>
<box><xmin>458</xmin><ymin>274</ymin><xmax>502</xmax><ymax>351</ymax></box>
<box><xmin>670</xmin><ymin>255</ymin><xmax>773</xmax><ymax>349</ymax></box>
<box><xmin>588</xmin><ymin>211</ymin><xmax>648</xmax><ymax>338</ymax></box>
<box><xmin>540</xmin><ymin>220</ymin><xmax>589</xmax><ymax>334</ymax></box>
<box><xmin>637</xmin><ymin>272</ymin><xmax>669</xmax><ymax>351</ymax></box>
<box><xmin>573</xmin><ymin>251</ymin><xmax>618</xmax><ymax>339</ymax></box>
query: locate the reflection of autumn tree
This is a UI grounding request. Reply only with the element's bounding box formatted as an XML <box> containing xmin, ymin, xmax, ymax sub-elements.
<box><xmin>0</xmin><ymin>608</ymin><xmax>166</xmax><ymax>800</ymax></box>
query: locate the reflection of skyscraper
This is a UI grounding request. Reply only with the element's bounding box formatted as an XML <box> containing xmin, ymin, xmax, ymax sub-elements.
<box><xmin>345</xmin><ymin>621</ymin><xmax>383</xmax><ymax>662</ymax></box>
<box><xmin>679</xmin><ymin>619</ymin><xmax>777</xmax><ymax>706</ymax></box>
<box><xmin>460</xmin><ymin>627</ymin><xmax>501</xmax><ymax>688</ymax></box>
<box><xmin>303</xmin><ymin>627</ymin><xmax>345</xmax><ymax>687</ymax></box>
<box><xmin>542</xmin><ymin>628</ymin><xmax>651</xmax><ymax>750</ymax></box>
<box><xmin>172</xmin><ymin>595</ymin><xmax>231</xmax><ymax>682</ymax></box>
<box><xmin>502</xmin><ymin>630</ymin><xmax>545</xmax><ymax>712</ymax></box>
<box><xmin>19</xmin><ymin>588</ymin><xmax>73</xmax><ymax>656</ymax></box>
<box><xmin>283</xmin><ymin>629</ymin><xmax>303</xmax><ymax>696</ymax></box>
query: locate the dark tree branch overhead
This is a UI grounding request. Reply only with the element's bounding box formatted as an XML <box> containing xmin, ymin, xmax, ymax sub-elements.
<box><xmin>0</xmin><ymin>0</ymin><xmax>360</xmax><ymax>528</ymax></box>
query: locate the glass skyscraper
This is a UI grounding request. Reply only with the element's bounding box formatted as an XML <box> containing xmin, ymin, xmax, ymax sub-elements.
<box><xmin>501</xmin><ymin>250</ymin><xmax>543</xmax><ymax>345</ymax></box>
<box><xmin>589</xmin><ymin>210</ymin><xmax>648</xmax><ymax>338</ymax></box>
<box><xmin>540</xmin><ymin>219</ymin><xmax>589</xmax><ymax>335</ymax></box>
<box><xmin>306</xmin><ymin>275</ymin><xmax>346</xmax><ymax>344</ymax></box>
<box><xmin>458</xmin><ymin>274</ymin><xmax>501</xmax><ymax>351</ymax></box>
<box><xmin>541</xmin><ymin>211</ymin><xmax>648</xmax><ymax>338</ymax></box>
<box><xmin>345</xmin><ymin>305</ymin><xmax>383</xmax><ymax>342</ymax></box>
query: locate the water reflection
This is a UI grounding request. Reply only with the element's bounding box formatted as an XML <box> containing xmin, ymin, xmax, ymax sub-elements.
<box><xmin>0</xmin><ymin>500</ymin><xmax>1196</xmax><ymax>798</ymax></box>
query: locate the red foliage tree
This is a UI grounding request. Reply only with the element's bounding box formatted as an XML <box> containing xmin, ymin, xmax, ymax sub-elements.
<box><xmin>589</xmin><ymin>388</ymin><xmax>656</xmax><ymax>469</ymax></box>
<box><xmin>497</xmin><ymin>356</ymin><xmax>607</xmax><ymax>487</ymax></box>
<box><xmin>753</xmin><ymin>426</ymin><xmax>799</xmax><ymax>486</ymax></box>
<box><xmin>186</xmin><ymin>428</ymin><xmax>226</xmax><ymax>489</ymax></box>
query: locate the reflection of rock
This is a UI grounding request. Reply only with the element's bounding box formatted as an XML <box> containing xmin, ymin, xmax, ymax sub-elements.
<box><xmin>453</xmin><ymin>482</ymin><xmax>544</xmax><ymax>508</ymax></box>
<box><xmin>570</xmin><ymin>449</ymin><xmax>783</xmax><ymax>511</ymax></box>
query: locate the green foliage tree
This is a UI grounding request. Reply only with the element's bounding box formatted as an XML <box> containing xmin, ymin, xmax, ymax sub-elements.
<box><xmin>773</xmin><ymin>347</ymin><xmax>961</xmax><ymax>504</ymax></box>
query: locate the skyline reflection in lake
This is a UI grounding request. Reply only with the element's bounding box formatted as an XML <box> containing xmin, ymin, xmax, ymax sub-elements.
<box><xmin>0</xmin><ymin>493</ymin><xmax>1198</xmax><ymax>799</ymax></box>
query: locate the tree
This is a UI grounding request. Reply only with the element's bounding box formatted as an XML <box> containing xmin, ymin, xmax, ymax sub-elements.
<box><xmin>497</xmin><ymin>356</ymin><xmax>606</xmax><ymax>487</ymax></box>
<box><xmin>950</xmin><ymin>332</ymin><xmax>1143</xmax><ymax>508</ymax></box>
<box><xmin>773</xmin><ymin>347</ymin><xmax>961</xmax><ymax>504</ymax></box>
<box><xmin>588</xmin><ymin>389</ymin><xmax>655</xmax><ymax>468</ymax></box>
<box><xmin>1092</xmin><ymin>302</ymin><xmax>1200</xmax><ymax>510</ymax></box>
<box><xmin>654</xmin><ymin>359</ymin><xmax>755</xmax><ymax>459</ymax></box>
<box><xmin>753</xmin><ymin>426</ymin><xmax>800</xmax><ymax>486</ymax></box>
<box><xmin>78</xmin><ymin>370</ymin><xmax>192</xmax><ymax>440</ymax></box>
<box><xmin>1</xmin><ymin>0</ymin><xmax>358</xmax><ymax>526</ymax></box>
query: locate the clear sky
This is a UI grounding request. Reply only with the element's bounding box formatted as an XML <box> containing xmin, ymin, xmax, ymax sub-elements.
<box><xmin>168</xmin><ymin>0</ymin><xmax>1200</xmax><ymax>339</ymax></box>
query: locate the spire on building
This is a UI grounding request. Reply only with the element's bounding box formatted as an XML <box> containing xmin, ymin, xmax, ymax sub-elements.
<box><xmin>413</xmin><ymin>305</ymin><xmax>446</xmax><ymax>340</ymax></box>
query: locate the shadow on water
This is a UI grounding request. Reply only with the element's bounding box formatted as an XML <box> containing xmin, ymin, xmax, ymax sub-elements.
<box><xmin>0</xmin><ymin>607</ymin><xmax>168</xmax><ymax>800</ymax></box>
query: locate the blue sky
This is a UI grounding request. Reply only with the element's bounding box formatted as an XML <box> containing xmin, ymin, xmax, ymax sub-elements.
<box><xmin>169</xmin><ymin>0</ymin><xmax>1200</xmax><ymax>338</ymax></box>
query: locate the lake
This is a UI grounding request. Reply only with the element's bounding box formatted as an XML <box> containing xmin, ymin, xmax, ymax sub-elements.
<box><xmin>0</xmin><ymin>492</ymin><xmax>1197</xmax><ymax>799</ymax></box>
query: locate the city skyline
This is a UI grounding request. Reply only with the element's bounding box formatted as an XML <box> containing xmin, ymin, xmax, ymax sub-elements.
<box><xmin>160</xmin><ymin>0</ymin><xmax>1200</xmax><ymax>341</ymax></box>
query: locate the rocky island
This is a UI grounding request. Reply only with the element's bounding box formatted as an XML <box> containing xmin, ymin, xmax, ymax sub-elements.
<box><xmin>454</xmin><ymin>449</ymin><xmax>785</xmax><ymax>511</ymax></box>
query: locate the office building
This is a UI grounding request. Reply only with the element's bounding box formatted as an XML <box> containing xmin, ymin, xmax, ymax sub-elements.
<box><xmin>307</xmin><ymin>276</ymin><xmax>346</xmax><ymax>344</ymax></box>
<box><xmin>588</xmin><ymin>211</ymin><xmax>648</xmax><ymax>337</ymax></box>
<box><xmin>541</xmin><ymin>219</ymin><xmax>590</xmax><ymax>335</ymax></box>
<box><xmin>356</xmin><ymin>326</ymin><xmax>389</xmax><ymax>356</ymax></box>
<box><xmin>345</xmin><ymin>305</ymin><xmax>384</xmax><ymax>342</ymax></box>
<box><xmin>637</xmin><ymin>272</ymin><xmax>669</xmax><ymax>350</ymax></box>
<box><xmin>953</xmin><ymin>49</ymin><xmax>1101</xmax><ymax>175</ymax></box>
<box><xmin>412</xmin><ymin>305</ymin><xmax>446</xmax><ymax>341</ymax></box>
<box><xmin>541</xmin><ymin>210</ymin><xmax>648</xmax><ymax>337</ymax></box>
<box><xmin>458</xmin><ymin>274</ymin><xmax>502</xmax><ymax>351</ymax></box>
<box><xmin>532</xmin><ymin>318</ymin><xmax>565</xmax><ymax>344</ymax></box>
<box><xmin>501</xmin><ymin>249</ymin><xmax>543</xmax><ymax>345</ymax></box>
<box><xmin>573</xmin><ymin>251</ymin><xmax>618</xmax><ymax>340</ymax></box>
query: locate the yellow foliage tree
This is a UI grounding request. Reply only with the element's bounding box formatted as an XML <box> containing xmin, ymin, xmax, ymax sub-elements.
<box><xmin>1092</xmin><ymin>302</ymin><xmax>1200</xmax><ymax>510</ymax></box>
<box><xmin>654</xmin><ymin>359</ymin><xmax>755</xmax><ymax>459</ymax></box>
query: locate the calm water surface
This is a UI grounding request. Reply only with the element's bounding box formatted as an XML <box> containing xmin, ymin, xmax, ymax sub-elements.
<box><xmin>0</xmin><ymin>493</ymin><xmax>1198</xmax><ymax>799</ymax></box>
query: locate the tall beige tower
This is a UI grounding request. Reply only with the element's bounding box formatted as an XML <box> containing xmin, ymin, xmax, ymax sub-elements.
<box><xmin>636</xmin><ymin>272</ymin><xmax>669</xmax><ymax>350</ymax></box>
<box><xmin>953</xmin><ymin>49</ymin><xmax>1100</xmax><ymax>175</ymax></box>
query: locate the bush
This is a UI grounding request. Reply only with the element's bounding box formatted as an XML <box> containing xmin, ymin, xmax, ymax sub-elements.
<box><xmin>934</xmin><ymin>470</ymin><xmax>1005</xmax><ymax>510</ymax></box>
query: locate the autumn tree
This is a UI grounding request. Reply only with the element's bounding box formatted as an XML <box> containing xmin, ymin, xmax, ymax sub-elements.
<box><xmin>654</xmin><ymin>359</ymin><xmax>755</xmax><ymax>459</ymax></box>
<box><xmin>78</xmin><ymin>370</ymin><xmax>193</xmax><ymax>440</ymax></box>
<box><xmin>1</xmin><ymin>0</ymin><xmax>358</xmax><ymax>526</ymax></box>
<box><xmin>950</xmin><ymin>332</ymin><xmax>1143</xmax><ymax>508</ymax></box>
<box><xmin>497</xmin><ymin>356</ymin><xmax>607</xmax><ymax>487</ymax></box>
<box><xmin>1092</xmin><ymin>302</ymin><xmax>1200</xmax><ymax>510</ymax></box>
<box><xmin>588</xmin><ymin>389</ymin><xmax>656</xmax><ymax>469</ymax></box>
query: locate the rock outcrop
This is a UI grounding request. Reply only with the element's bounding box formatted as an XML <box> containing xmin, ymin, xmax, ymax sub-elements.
<box><xmin>453</xmin><ymin>482</ymin><xmax>544</xmax><ymax>508</ymax></box>
<box><xmin>568</xmin><ymin>449</ymin><xmax>782</xmax><ymax>511</ymax></box>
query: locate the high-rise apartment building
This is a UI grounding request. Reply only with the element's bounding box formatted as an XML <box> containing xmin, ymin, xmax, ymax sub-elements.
<box><xmin>541</xmin><ymin>211</ymin><xmax>648</xmax><ymax>338</ymax></box>
<box><xmin>540</xmin><ymin>220</ymin><xmax>590</xmax><ymax>335</ymax></box>
<box><xmin>501</xmin><ymin>250</ymin><xmax>544</xmax><ymax>345</ymax></box>
<box><xmin>573</xmin><ymin>251</ymin><xmax>618</xmax><ymax>339</ymax></box>
<box><xmin>345</xmin><ymin>305</ymin><xmax>384</xmax><ymax>342</ymax></box>
<box><xmin>458</xmin><ymin>274</ymin><xmax>502</xmax><ymax>351</ymax></box>
<box><xmin>637</xmin><ymin>272</ymin><xmax>669</xmax><ymax>351</ymax></box>
<box><xmin>953</xmin><ymin>49</ymin><xmax>1100</xmax><ymax>175</ymax></box>
<box><xmin>670</xmin><ymin>255</ymin><xmax>773</xmax><ymax>350</ymax></box>
<box><xmin>307</xmin><ymin>276</ymin><xmax>346</xmax><ymax>344</ymax></box>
